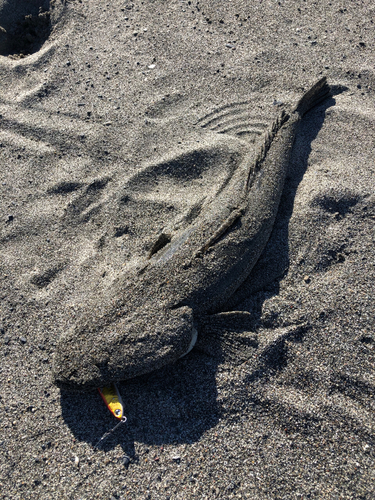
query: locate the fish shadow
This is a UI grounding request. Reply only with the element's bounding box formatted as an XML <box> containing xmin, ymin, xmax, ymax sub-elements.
<box><xmin>59</xmin><ymin>90</ymin><xmax>339</xmax><ymax>450</ymax></box>
<box><xmin>60</xmin><ymin>350</ymin><xmax>220</xmax><ymax>451</ymax></box>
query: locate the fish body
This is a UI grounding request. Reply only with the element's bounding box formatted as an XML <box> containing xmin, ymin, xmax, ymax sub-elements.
<box><xmin>52</xmin><ymin>78</ymin><xmax>330</xmax><ymax>389</ymax></box>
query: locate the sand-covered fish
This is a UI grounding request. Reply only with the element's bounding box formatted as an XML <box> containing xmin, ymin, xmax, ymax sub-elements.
<box><xmin>52</xmin><ymin>78</ymin><xmax>330</xmax><ymax>389</ymax></box>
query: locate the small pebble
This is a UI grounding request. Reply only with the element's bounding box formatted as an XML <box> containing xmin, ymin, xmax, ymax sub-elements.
<box><xmin>303</xmin><ymin>275</ymin><xmax>311</xmax><ymax>283</ymax></box>
<box><xmin>20</xmin><ymin>337</ymin><xmax>27</xmax><ymax>344</ymax></box>
<box><xmin>121</xmin><ymin>455</ymin><xmax>131</xmax><ymax>468</ymax></box>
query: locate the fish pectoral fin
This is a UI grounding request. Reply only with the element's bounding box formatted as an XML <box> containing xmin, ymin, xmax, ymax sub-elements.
<box><xmin>194</xmin><ymin>207</ymin><xmax>245</xmax><ymax>258</ymax></box>
<box><xmin>196</xmin><ymin>311</ymin><xmax>258</xmax><ymax>363</ymax></box>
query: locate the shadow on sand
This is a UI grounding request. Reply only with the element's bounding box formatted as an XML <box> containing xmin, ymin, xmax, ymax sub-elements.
<box><xmin>0</xmin><ymin>0</ymin><xmax>52</xmax><ymax>57</ymax></box>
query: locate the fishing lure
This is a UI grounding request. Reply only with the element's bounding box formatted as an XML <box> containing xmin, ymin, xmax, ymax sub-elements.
<box><xmin>94</xmin><ymin>383</ymin><xmax>127</xmax><ymax>449</ymax></box>
<box><xmin>98</xmin><ymin>383</ymin><xmax>124</xmax><ymax>419</ymax></box>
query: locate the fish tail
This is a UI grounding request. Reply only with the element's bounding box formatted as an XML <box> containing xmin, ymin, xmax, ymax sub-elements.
<box><xmin>294</xmin><ymin>77</ymin><xmax>330</xmax><ymax>117</ymax></box>
<box><xmin>245</xmin><ymin>77</ymin><xmax>329</xmax><ymax>192</ymax></box>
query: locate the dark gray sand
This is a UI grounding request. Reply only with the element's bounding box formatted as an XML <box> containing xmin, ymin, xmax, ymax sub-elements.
<box><xmin>1</xmin><ymin>1</ymin><xmax>374</xmax><ymax>498</ymax></box>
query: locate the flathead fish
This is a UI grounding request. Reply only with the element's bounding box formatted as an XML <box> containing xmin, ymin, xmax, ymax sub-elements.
<box><xmin>52</xmin><ymin>78</ymin><xmax>330</xmax><ymax>389</ymax></box>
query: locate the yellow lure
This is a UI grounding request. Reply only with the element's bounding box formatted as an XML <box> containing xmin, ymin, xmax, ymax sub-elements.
<box><xmin>98</xmin><ymin>383</ymin><xmax>124</xmax><ymax>420</ymax></box>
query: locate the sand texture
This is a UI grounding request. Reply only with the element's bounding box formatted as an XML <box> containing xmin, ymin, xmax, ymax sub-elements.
<box><xmin>0</xmin><ymin>1</ymin><xmax>374</xmax><ymax>499</ymax></box>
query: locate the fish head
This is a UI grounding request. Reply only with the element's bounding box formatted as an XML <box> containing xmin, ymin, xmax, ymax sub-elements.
<box><xmin>52</xmin><ymin>304</ymin><xmax>196</xmax><ymax>390</ymax></box>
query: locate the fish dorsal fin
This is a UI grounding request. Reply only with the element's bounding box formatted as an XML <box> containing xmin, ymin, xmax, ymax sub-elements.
<box><xmin>245</xmin><ymin>110</ymin><xmax>290</xmax><ymax>192</ymax></box>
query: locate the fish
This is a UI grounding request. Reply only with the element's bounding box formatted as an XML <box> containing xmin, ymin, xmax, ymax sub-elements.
<box><xmin>52</xmin><ymin>77</ymin><xmax>330</xmax><ymax>390</ymax></box>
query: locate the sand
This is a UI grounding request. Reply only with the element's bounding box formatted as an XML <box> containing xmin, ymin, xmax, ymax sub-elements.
<box><xmin>0</xmin><ymin>1</ymin><xmax>374</xmax><ymax>498</ymax></box>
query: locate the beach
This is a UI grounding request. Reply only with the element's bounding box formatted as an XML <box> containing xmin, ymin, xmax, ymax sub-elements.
<box><xmin>0</xmin><ymin>1</ymin><xmax>374</xmax><ymax>498</ymax></box>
